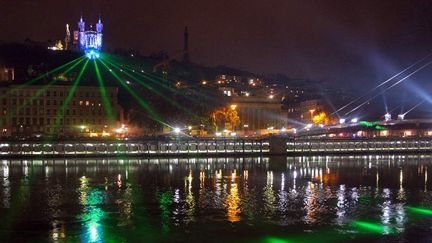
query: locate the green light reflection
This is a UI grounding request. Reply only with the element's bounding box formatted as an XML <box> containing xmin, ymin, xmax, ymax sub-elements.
<box><xmin>351</xmin><ymin>220</ymin><xmax>394</xmax><ymax>235</ymax></box>
<box><xmin>407</xmin><ymin>206</ymin><xmax>432</xmax><ymax>215</ymax></box>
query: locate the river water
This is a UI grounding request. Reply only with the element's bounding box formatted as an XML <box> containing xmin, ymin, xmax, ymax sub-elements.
<box><xmin>0</xmin><ymin>155</ymin><xmax>431</xmax><ymax>242</ymax></box>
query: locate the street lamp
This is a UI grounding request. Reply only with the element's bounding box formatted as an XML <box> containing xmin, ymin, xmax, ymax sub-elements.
<box><xmin>309</xmin><ymin>109</ymin><xmax>315</xmax><ymax>121</ymax></box>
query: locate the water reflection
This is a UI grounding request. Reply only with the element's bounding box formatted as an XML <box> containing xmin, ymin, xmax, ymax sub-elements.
<box><xmin>0</xmin><ymin>155</ymin><xmax>432</xmax><ymax>242</ymax></box>
<box><xmin>78</xmin><ymin>176</ymin><xmax>106</xmax><ymax>242</ymax></box>
<box><xmin>1</xmin><ymin>161</ymin><xmax>10</xmax><ymax>208</ymax></box>
<box><xmin>226</xmin><ymin>170</ymin><xmax>240</xmax><ymax>222</ymax></box>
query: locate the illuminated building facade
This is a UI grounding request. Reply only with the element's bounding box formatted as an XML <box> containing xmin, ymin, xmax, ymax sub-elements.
<box><xmin>78</xmin><ymin>16</ymin><xmax>103</xmax><ymax>59</ymax></box>
<box><xmin>0</xmin><ymin>67</ymin><xmax>14</xmax><ymax>82</ymax></box>
<box><xmin>231</xmin><ymin>96</ymin><xmax>285</xmax><ymax>133</ymax></box>
<box><xmin>286</xmin><ymin>99</ymin><xmax>335</xmax><ymax>125</ymax></box>
<box><xmin>0</xmin><ymin>84</ymin><xmax>122</xmax><ymax>138</ymax></box>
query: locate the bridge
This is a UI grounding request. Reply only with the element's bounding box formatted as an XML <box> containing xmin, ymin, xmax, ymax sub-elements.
<box><xmin>2</xmin><ymin>119</ymin><xmax>432</xmax><ymax>158</ymax></box>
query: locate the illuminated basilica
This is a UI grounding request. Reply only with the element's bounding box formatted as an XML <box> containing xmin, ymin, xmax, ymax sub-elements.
<box><xmin>77</xmin><ymin>16</ymin><xmax>103</xmax><ymax>58</ymax></box>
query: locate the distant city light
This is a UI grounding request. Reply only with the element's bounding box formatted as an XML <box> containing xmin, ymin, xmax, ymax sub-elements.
<box><xmin>339</xmin><ymin>118</ymin><xmax>346</xmax><ymax>124</ymax></box>
<box><xmin>398</xmin><ymin>114</ymin><xmax>405</xmax><ymax>120</ymax></box>
<box><xmin>281</xmin><ymin>127</ymin><xmax>287</xmax><ymax>132</ymax></box>
<box><xmin>215</xmin><ymin>132</ymin><xmax>222</xmax><ymax>137</ymax></box>
<box><xmin>351</xmin><ymin>118</ymin><xmax>359</xmax><ymax>123</ymax></box>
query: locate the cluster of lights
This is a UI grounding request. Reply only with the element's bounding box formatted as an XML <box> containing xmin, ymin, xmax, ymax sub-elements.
<box><xmin>85</xmin><ymin>49</ymin><xmax>100</xmax><ymax>60</ymax></box>
<box><xmin>339</xmin><ymin>118</ymin><xmax>359</xmax><ymax>124</ymax></box>
<box><xmin>173</xmin><ymin>127</ymin><xmax>181</xmax><ymax>134</ymax></box>
<box><xmin>384</xmin><ymin>113</ymin><xmax>391</xmax><ymax>122</ymax></box>
<box><xmin>115</xmin><ymin>124</ymin><xmax>128</xmax><ymax>134</ymax></box>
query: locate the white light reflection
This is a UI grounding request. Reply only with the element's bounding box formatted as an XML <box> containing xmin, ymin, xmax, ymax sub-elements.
<box><xmin>281</xmin><ymin>173</ymin><xmax>285</xmax><ymax>191</ymax></box>
<box><xmin>425</xmin><ymin>166</ymin><xmax>428</xmax><ymax>192</ymax></box>
<box><xmin>381</xmin><ymin>188</ymin><xmax>392</xmax><ymax>234</ymax></box>
<box><xmin>2</xmin><ymin>161</ymin><xmax>10</xmax><ymax>208</ymax></box>
<box><xmin>336</xmin><ymin>184</ymin><xmax>346</xmax><ymax>225</ymax></box>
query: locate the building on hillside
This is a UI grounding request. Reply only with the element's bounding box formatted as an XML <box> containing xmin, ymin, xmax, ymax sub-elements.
<box><xmin>0</xmin><ymin>84</ymin><xmax>123</xmax><ymax>138</ymax></box>
<box><xmin>0</xmin><ymin>67</ymin><xmax>14</xmax><ymax>82</ymax></box>
<box><xmin>215</xmin><ymin>75</ymin><xmax>242</xmax><ymax>85</ymax></box>
<box><xmin>286</xmin><ymin>99</ymin><xmax>336</xmax><ymax>125</ymax></box>
<box><xmin>230</xmin><ymin>95</ymin><xmax>286</xmax><ymax>134</ymax></box>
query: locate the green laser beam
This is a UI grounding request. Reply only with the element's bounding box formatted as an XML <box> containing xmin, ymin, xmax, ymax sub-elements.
<box><xmin>102</xmin><ymin>53</ymin><xmax>224</xmax><ymax>111</ymax></box>
<box><xmin>94</xmin><ymin>60</ymin><xmax>116</xmax><ymax>125</ymax></box>
<box><xmin>98</xmin><ymin>59</ymin><xmax>164</xmax><ymax>125</ymax></box>
<box><xmin>46</xmin><ymin>59</ymin><xmax>90</xmax><ymax>139</ymax></box>
<box><xmin>102</xmin><ymin>58</ymin><xmax>201</xmax><ymax>120</ymax></box>
<box><xmin>0</xmin><ymin>56</ymin><xmax>85</xmax><ymax>101</ymax></box>
<box><xmin>0</xmin><ymin>58</ymin><xmax>86</xmax><ymax>127</ymax></box>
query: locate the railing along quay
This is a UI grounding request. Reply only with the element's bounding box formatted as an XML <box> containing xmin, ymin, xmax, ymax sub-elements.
<box><xmin>2</xmin><ymin>137</ymin><xmax>432</xmax><ymax>158</ymax></box>
<box><xmin>287</xmin><ymin>137</ymin><xmax>432</xmax><ymax>154</ymax></box>
<box><xmin>0</xmin><ymin>138</ymin><xmax>270</xmax><ymax>158</ymax></box>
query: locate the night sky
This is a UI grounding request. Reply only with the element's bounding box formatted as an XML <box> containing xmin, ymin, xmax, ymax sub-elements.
<box><xmin>1</xmin><ymin>0</ymin><xmax>432</xmax><ymax>89</ymax></box>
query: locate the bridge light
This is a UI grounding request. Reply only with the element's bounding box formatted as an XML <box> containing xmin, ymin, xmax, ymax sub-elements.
<box><xmin>384</xmin><ymin>113</ymin><xmax>391</xmax><ymax>122</ymax></box>
<box><xmin>398</xmin><ymin>114</ymin><xmax>405</xmax><ymax>120</ymax></box>
<box><xmin>339</xmin><ymin>118</ymin><xmax>346</xmax><ymax>124</ymax></box>
<box><xmin>292</xmin><ymin>128</ymin><xmax>297</xmax><ymax>134</ymax></box>
<box><xmin>351</xmin><ymin>118</ymin><xmax>359</xmax><ymax>123</ymax></box>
